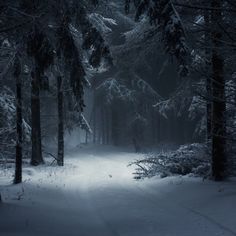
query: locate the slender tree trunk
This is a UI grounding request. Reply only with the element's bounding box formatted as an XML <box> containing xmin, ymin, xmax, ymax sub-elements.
<box><xmin>157</xmin><ymin>114</ymin><xmax>160</xmax><ymax>143</ymax></box>
<box><xmin>31</xmin><ymin>67</ymin><xmax>43</xmax><ymax>165</ymax></box>
<box><xmin>111</xmin><ymin>106</ymin><xmax>119</xmax><ymax>146</ymax></box>
<box><xmin>211</xmin><ymin>0</ymin><xmax>227</xmax><ymax>180</ymax></box>
<box><xmin>105</xmin><ymin>109</ymin><xmax>108</xmax><ymax>145</ymax></box>
<box><xmin>101</xmin><ymin>107</ymin><xmax>105</xmax><ymax>145</ymax></box>
<box><xmin>85</xmin><ymin>130</ymin><xmax>88</xmax><ymax>144</ymax></box>
<box><xmin>14</xmin><ymin>62</ymin><xmax>22</xmax><ymax>184</ymax></box>
<box><xmin>105</xmin><ymin>108</ymin><xmax>110</xmax><ymax>145</ymax></box>
<box><xmin>93</xmin><ymin>106</ymin><xmax>96</xmax><ymax>144</ymax></box>
<box><xmin>106</xmin><ymin>109</ymin><xmax>110</xmax><ymax>145</ymax></box>
<box><xmin>57</xmin><ymin>76</ymin><xmax>64</xmax><ymax>166</ymax></box>
<box><xmin>98</xmin><ymin>114</ymin><xmax>102</xmax><ymax>144</ymax></box>
<box><xmin>151</xmin><ymin>109</ymin><xmax>156</xmax><ymax>145</ymax></box>
<box><xmin>204</xmin><ymin>10</ymin><xmax>212</xmax><ymax>142</ymax></box>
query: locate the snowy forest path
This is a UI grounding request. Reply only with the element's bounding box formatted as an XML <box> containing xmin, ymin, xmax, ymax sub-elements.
<box><xmin>0</xmin><ymin>147</ymin><xmax>236</xmax><ymax>236</ymax></box>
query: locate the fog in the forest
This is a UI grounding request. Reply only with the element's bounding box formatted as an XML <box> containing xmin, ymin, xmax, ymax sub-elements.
<box><xmin>1</xmin><ymin>1</ymin><xmax>236</xmax><ymax>236</ymax></box>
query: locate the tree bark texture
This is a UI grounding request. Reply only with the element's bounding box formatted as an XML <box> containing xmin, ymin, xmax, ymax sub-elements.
<box><xmin>14</xmin><ymin>72</ymin><xmax>23</xmax><ymax>184</ymax></box>
<box><xmin>211</xmin><ymin>0</ymin><xmax>227</xmax><ymax>180</ymax></box>
<box><xmin>57</xmin><ymin>76</ymin><xmax>64</xmax><ymax>166</ymax></box>
<box><xmin>31</xmin><ymin>67</ymin><xmax>43</xmax><ymax>165</ymax></box>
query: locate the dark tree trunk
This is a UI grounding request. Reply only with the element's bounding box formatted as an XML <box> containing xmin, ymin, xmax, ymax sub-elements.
<box><xmin>57</xmin><ymin>76</ymin><xmax>64</xmax><ymax>166</ymax></box>
<box><xmin>101</xmin><ymin>107</ymin><xmax>105</xmax><ymax>145</ymax></box>
<box><xmin>206</xmin><ymin>74</ymin><xmax>212</xmax><ymax>141</ymax></box>
<box><xmin>85</xmin><ymin>130</ymin><xmax>88</xmax><ymax>144</ymax></box>
<box><xmin>111</xmin><ymin>106</ymin><xmax>119</xmax><ymax>146</ymax></box>
<box><xmin>93</xmin><ymin>105</ymin><xmax>96</xmax><ymax>144</ymax></box>
<box><xmin>204</xmin><ymin>10</ymin><xmax>212</xmax><ymax>142</ymax></box>
<box><xmin>14</xmin><ymin>65</ymin><xmax>22</xmax><ymax>184</ymax></box>
<box><xmin>105</xmin><ymin>109</ymin><xmax>110</xmax><ymax>145</ymax></box>
<box><xmin>157</xmin><ymin>114</ymin><xmax>161</xmax><ymax>143</ymax></box>
<box><xmin>211</xmin><ymin>0</ymin><xmax>227</xmax><ymax>180</ymax></box>
<box><xmin>31</xmin><ymin>67</ymin><xmax>43</xmax><ymax>165</ymax></box>
<box><xmin>106</xmin><ymin>109</ymin><xmax>110</xmax><ymax>145</ymax></box>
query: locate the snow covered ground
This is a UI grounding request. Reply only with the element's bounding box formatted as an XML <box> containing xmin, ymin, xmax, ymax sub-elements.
<box><xmin>0</xmin><ymin>146</ymin><xmax>236</xmax><ymax>236</ymax></box>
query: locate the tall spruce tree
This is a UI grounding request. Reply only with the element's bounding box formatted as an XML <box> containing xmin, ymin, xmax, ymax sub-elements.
<box><xmin>53</xmin><ymin>0</ymin><xmax>112</xmax><ymax>165</ymax></box>
<box><xmin>19</xmin><ymin>0</ymin><xmax>54</xmax><ymax>165</ymax></box>
<box><xmin>211</xmin><ymin>0</ymin><xmax>227</xmax><ymax>180</ymax></box>
<box><xmin>14</xmin><ymin>56</ymin><xmax>23</xmax><ymax>184</ymax></box>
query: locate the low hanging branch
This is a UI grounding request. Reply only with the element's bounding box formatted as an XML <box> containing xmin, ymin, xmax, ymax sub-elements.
<box><xmin>126</xmin><ymin>0</ymin><xmax>189</xmax><ymax>77</ymax></box>
<box><xmin>43</xmin><ymin>151</ymin><xmax>58</xmax><ymax>165</ymax></box>
<box><xmin>172</xmin><ymin>2</ymin><xmax>236</xmax><ymax>13</ymax></box>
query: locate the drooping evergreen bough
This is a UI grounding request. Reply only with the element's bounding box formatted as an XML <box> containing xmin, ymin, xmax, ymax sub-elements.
<box><xmin>125</xmin><ymin>0</ymin><xmax>189</xmax><ymax>77</ymax></box>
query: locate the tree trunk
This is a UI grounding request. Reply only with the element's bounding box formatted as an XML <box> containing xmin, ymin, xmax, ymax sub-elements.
<box><xmin>85</xmin><ymin>130</ymin><xmax>88</xmax><ymax>144</ymax></box>
<box><xmin>14</xmin><ymin>67</ymin><xmax>22</xmax><ymax>184</ymax></box>
<box><xmin>92</xmin><ymin>105</ymin><xmax>96</xmax><ymax>144</ymax></box>
<box><xmin>31</xmin><ymin>67</ymin><xmax>43</xmax><ymax>165</ymax></box>
<box><xmin>57</xmin><ymin>76</ymin><xmax>64</xmax><ymax>166</ymax></box>
<box><xmin>106</xmin><ymin>109</ymin><xmax>110</xmax><ymax>145</ymax></box>
<box><xmin>101</xmin><ymin>107</ymin><xmax>105</xmax><ymax>145</ymax></box>
<box><xmin>204</xmin><ymin>10</ymin><xmax>212</xmax><ymax>143</ymax></box>
<box><xmin>211</xmin><ymin>0</ymin><xmax>227</xmax><ymax>180</ymax></box>
<box><xmin>111</xmin><ymin>106</ymin><xmax>119</xmax><ymax>146</ymax></box>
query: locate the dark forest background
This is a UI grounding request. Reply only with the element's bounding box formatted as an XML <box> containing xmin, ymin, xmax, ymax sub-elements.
<box><xmin>1</xmin><ymin>0</ymin><xmax>236</xmax><ymax>183</ymax></box>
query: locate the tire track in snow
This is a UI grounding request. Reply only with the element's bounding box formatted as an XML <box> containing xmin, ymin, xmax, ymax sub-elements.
<box><xmin>82</xmin><ymin>154</ymin><xmax>236</xmax><ymax>236</ymax></box>
<box><xmin>179</xmin><ymin>205</ymin><xmax>236</xmax><ymax>236</ymax></box>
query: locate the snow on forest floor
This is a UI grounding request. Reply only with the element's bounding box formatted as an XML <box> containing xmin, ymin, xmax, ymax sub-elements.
<box><xmin>0</xmin><ymin>145</ymin><xmax>236</xmax><ymax>236</ymax></box>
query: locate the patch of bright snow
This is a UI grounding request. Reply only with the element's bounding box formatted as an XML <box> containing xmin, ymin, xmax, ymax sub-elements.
<box><xmin>0</xmin><ymin>147</ymin><xmax>236</xmax><ymax>236</ymax></box>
